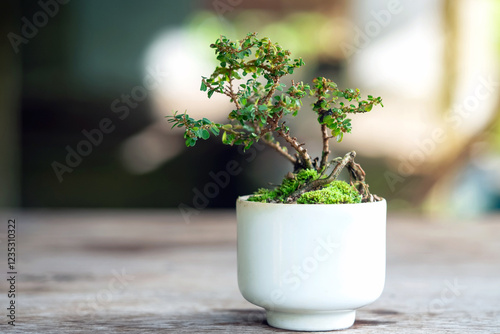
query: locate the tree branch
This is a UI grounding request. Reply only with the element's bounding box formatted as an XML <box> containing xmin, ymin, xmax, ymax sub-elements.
<box><xmin>227</xmin><ymin>68</ymin><xmax>241</xmax><ymax>110</ymax></box>
<box><xmin>261</xmin><ymin>138</ymin><xmax>297</xmax><ymax>165</ymax></box>
<box><xmin>277</xmin><ymin>129</ymin><xmax>314</xmax><ymax>169</ymax></box>
<box><xmin>320</xmin><ymin>123</ymin><xmax>330</xmax><ymax>170</ymax></box>
<box><xmin>260</xmin><ymin>77</ymin><xmax>279</xmax><ymax>105</ymax></box>
<box><xmin>288</xmin><ymin>151</ymin><xmax>356</xmax><ymax>200</ymax></box>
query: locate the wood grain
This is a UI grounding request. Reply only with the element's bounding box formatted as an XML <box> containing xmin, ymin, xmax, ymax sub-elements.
<box><xmin>0</xmin><ymin>211</ymin><xmax>499</xmax><ymax>333</ymax></box>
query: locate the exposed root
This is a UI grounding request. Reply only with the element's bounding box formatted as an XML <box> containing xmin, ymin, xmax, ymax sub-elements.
<box><xmin>285</xmin><ymin>151</ymin><xmax>381</xmax><ymax>203</ymax></box>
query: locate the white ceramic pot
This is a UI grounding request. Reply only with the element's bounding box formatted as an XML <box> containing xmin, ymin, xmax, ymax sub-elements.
<box><xmin>236</xmin><ymin>196</ymin><xmax>386</xmax><ymax>331</ymax></box>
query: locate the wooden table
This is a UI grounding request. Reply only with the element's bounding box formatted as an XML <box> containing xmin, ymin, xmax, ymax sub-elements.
<box><xmin>0</xmin><ymin>211</ymin><xmax>499</xmax><ymax>333</ymax></box>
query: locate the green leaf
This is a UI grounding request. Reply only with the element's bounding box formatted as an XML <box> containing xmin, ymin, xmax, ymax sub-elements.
<box><xmin>222</xmin><ymin>131</ymin><xmax>228</xmax><ymax>144</ymax></box>
<box><xmin>208</xmin><ymin>90</ymin><xmax>215</xmax><ymax>98</ymax></box>
<box><xmin>210</xmin><ymin>126</ymin><xmax>220</xmax><ymax>136</ymax></box>
<box><xmin>200</xmin><ymin>81</ymin><xmax>207</xmax><ymax>91</ymax></box>
<box><xmin>244</xmin><ymin>141</ymin><xmax>253</xmax><ymax>150</ymax></box>
<box><xmin>336</xmin><ymin>133</ymin><xmax>344</xmax><ymax>142</ymax></box>
<box><xmin>225</xmin><ymin>133</ymin><xmax>236</xmax><ymax>145</ymax></box>
<box><xmin>201</xmin><ymin>129</ymin><xmax>210</xmax><ymax>140</ymax></box>
<box><xmin>185</xmin><ymin>137</ymin><xmax>196</xmax><ymax>147</ymax></box>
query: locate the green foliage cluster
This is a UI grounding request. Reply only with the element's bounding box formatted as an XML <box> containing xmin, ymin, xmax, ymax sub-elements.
<box><xmin>167</xmin><ymin>33</ymin><xmax>382</xmax><ymax>170</ymax></box>
<box><xmin>168</xmin><ymin>32</ymin><xmax>306</xmax><ymax>151</ymax></box>
<box><xmin>311</xmin><ymin>77</ymin><xmax>382</xmax><ymax>142</ymax></box>
<box><xmin>296</xmin><ymin>181</ymin><xmax>362</xmax><ymax>204</ymax></box>
<box><xmin>167</xmin><ymin>32</ymin><xmax>383</xmax><ymax>204</ymax></box>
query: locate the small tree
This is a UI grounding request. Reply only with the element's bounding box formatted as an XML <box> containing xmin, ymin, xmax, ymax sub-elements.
<box><xmin>168</xmin><ymin>33</ymin><xmax>383</xmax><ymax>203</ymax></box>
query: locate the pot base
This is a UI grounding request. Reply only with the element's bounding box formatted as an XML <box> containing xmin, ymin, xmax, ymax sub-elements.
<box><xmin>266</xmin><ymin>309</ymin><xmax>356</xmax><ymax>331</ymax></box>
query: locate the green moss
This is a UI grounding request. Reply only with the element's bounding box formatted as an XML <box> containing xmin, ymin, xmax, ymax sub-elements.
<box><xmin>297</xmin><ymin>180</ymin><xmax>362</xmax><ymax>204</ymax></box>
<box><xmin>248</xmin><ymin>170</ymin><xmax>361</xmax><ymax>204</ymax></box>
<box><xmin>295</xmin><ymin>169</ymin><xmax>319</xmax><ymax>182</ymax></box>
<box><xmin>248</xmin><ymin>169</ymin><xmax>320</xmax><ymax>203</ymax></box>
<box><xmin>247</xmin><ymin>188</ymin><xmax>274</xmax><ymax>203</ymax></box>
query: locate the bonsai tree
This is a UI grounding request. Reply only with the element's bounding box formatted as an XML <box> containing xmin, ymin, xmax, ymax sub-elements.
<box><xmin>167</xmin><ymin>32</ymin><xmax>383</xmax><ymax>204</ymax></box>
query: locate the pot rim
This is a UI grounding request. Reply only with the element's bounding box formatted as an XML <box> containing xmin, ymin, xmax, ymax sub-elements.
<box><xmin>237</xmin><ymin>195</ymin><xmax>386</xmax><ymax>207</ymax></box>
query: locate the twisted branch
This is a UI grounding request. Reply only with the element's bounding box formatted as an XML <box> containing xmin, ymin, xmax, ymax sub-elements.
<box><xmin>288</xmin><ymin>151</ymin><xmax>356</xmax><ymax>199</ymax></box>
<box><xmin>285</xmin><ymin>151</ymin><xmax>380</xmax><ymax>202</ymax></box>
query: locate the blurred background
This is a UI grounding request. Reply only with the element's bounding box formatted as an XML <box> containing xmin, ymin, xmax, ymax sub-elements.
<box><xmin>1</xmin><ymin>0</ymin><xmax>499</xmax><ymax>217</ymax></box>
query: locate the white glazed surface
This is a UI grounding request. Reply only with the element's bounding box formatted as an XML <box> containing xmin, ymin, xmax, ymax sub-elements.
<box><xmin>236</xmin><ymin>197</ymin><xmax>386</xmax><ymax>331</ymax></box>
